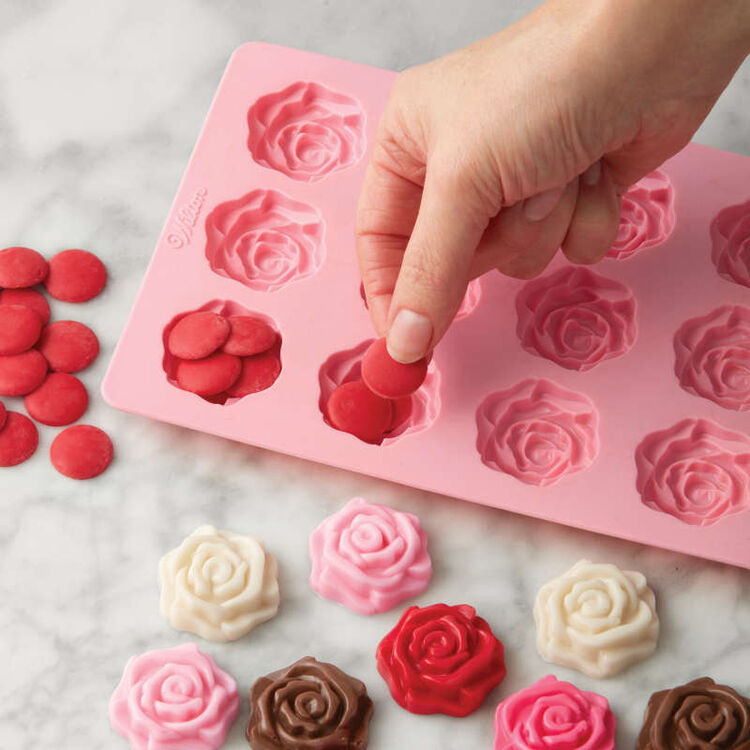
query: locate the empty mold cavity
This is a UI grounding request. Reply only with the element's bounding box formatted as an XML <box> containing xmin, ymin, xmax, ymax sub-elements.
<box><xmin>606</xmin><ymin>169</ymin><xmax>675</xmax><ymax>259</ymax></box>
<box><xmin>516</xmin><ymin>266</ymin><xmax>637</xmax><ymax>371</ymax></box>
<box><xmin>162</xmin><ymin>299</ymin><xmax>281</xmax><ymax>405</ymax></box>
<box><xmin>318</xmin><ymin>339</ymin><xmax>440</xmax><ymax>445</ymax></box>
<box><xmin>247</xmin><ymin>81</ymin><xmax>367</xmax><ymax>182</ymax></box>
<box><xmin>204</xmin><ymin>189</ymin><xmax>325</xmax><ymax>292</ymax></box>
<box><xmin>475</xmin><ymin>378</ymin><xmax>599</xmax><ymax>487</ymax></box>
<box><xmin>711</xmin><ymin>198</ymin><xmax>750</xmax><ymax>288</ymax></box>
<box><xmin>674</xmin><ymin>305</ymin><xmax>750</xmax><ymax>411</ymax></box>
<box><xmin>635</xmin><ymin>417</ymin><xmax>750</xmax><ymax>527</ymax></box>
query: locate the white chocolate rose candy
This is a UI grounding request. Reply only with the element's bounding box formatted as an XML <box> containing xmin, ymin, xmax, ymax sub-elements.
<box><xmin>159</xmin><ymin>525</ymin><xmax>279</xmax><ymax>642</ymax></box>
<box><xmin>534</xmin><ymin>559</ymin><xmax>658</xmax><ymax>678</ymax></box>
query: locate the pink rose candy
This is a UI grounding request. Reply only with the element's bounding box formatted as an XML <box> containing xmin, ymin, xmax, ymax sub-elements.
<box><xmin>109</xmin><ymin>643</ymin><xmax>239</xmax><ymax>750</ymax></box>
<box><xmin>309</xmin><ymin>497</ymin><xmax>432</xmax><ymax>615</ymax></box>
<box><xmin>494</xmin><ymin>675</ymin><xmax>616</xmax><ymax>750</ymax></box>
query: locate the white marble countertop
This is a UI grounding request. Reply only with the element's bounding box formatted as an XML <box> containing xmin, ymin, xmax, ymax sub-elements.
<box><xmin>1</xmin><ymin>1</ymin><xmax>748</xmax><ymax>748</ymax></box>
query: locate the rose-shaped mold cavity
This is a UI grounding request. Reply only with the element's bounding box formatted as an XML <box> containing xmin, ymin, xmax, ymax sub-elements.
<box><xmin>159</xmin><ymin>524</ymin><xmax>280</xmax><ymax>642</ymax></box>
<box><xmin>516</xmin><ymin>266</ymin><xmax>637</xmax><ymax>371</ymax></box>
<box><xmin>476</xmin><ymin>378</ymin><xmax>599</xmax><ymax>486</ymax></box>
<box><xmin>162</xmin><ymin>299</ymin><xmax>282</xmax><ymax>405</ymax></box>
<box><xmin>494</xmin><ymin>675</ymin><xmax>616</xmax><ymax>750</ymax></box>
<box><xmin>376</xmin><ymin>603</ymin><xmax>506</xmax><ymax>717</ymax></box>
<box><xmin>712</xmin><ymin>198</ymin><xmax>750</xmax><ymax>287</ymax></box>
<box><xmin>247</xmin><ymin>81</ymin><xmax>367</xmax><ymax>182</ymax></box>
<box><xmin>637</xmin><ymin>677</ymin><xmax>750</xmax><ymax>750</ymax></box>
<box><xmin>204</xmin><ymin>189</ymin><xmax>325</xmax><ymax>291</ymax></box>
<box><xmin>309</xmin><ymin>497</ymin><xmax>432</xmax><ymax>615</ymax></box>
<box><xmin>675</xmin><ymin>305</ymin><xmax>750</xmax><ymax>411</ymax></box>
<box><xmin>607</xmin><ymin>169</ymin><xmax>676</xmax><ymax>259</ymax></box>
<box><xmin>359</xmin><ymin>278</ymin><xmax>482</xmax><ymax>320</ymax></box>
<box><xmin>636</xmin><ymin>417</ymin><xmax>750</xmax><ymax>527</ymax></box>
<box><xmin>246</xmin><ymin>656</ymin><xmax>373</xmax><ymax>750</ymax></box>
<box><xmin>318</xmin><ymin>339</ymin><xmax>441</xmax><ymax>445</ymax></box>
<box><xmin>534</xmin><ymin>559</ymin><xmax>659</xmax><ymax>679</ymax></box>
<box><xmin>109</xmin><ymin>643</ymin><xmax>239</xmax><ymax>750</ymax></box>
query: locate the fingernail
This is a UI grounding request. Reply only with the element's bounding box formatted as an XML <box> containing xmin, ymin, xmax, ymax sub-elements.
<box><xmin>582</xmin><ymin>161</ymin><xmax>601</xmax><ymax>186</ymax></box>
<box><xmin>523</xmin><ymin>187</ymin><xmax>564</xmax><ymax>222</ymax></box>
<box><xmin>387</xmin><ymin>309</ymin><xmax>433</xmax><ymax>363</ymax></box>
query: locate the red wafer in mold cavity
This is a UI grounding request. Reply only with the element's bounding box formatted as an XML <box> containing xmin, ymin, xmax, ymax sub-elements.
<box><xmin>25</xmin><ymin>372</ymin><xmax>88</xmax><ymax>426</ymax></box>
<box><xmin>37</xmin><ymin>320</ymin><xmax>99</xmax><ymax>373</ymax></box>
<box><xmin>167</xmin><ymin>311</ymin><xmax>230</xmax><ymax>360</ymax></box>
<box><xmin>361</xmin><ymin>338</ymin><xmax>428</xmax><ymax>399</ymax></box>
<box><xmin>0</xmin><ymin>304</ymin><xmax>43</xmax><ymax>355</ymax></box>
<box><xmin>222</xmin><ymin>316</ymin><xmax>277</xmax><ymax>356</ymax></box>
<box><xmin>0</xmin><ymin>411</ymin><xmax>39</xmax><ymax>466</ymax></box>
<box><xmin>225</xmin><ymin>349</ymin><xmax>281</xmax><ymax>398</ymax></box>
<box><xmin>176</xmin><ymin>352</ymin><xmax>242</xmax><ymax>396</ymax></box>
<box><xmin>0</xmin><ymin>246</ymin><xmax>48</xmax><ymax>288</ymax></box>
<box><xmin>0</xmin><ymin>349</ymin><xmax>48</xmax><ymax>396</ymax></box>
<box><xmin>50</xmin><ymin>424</ymin><xmax>113</xmax><ymax>479</ymax></box>
<box><xmin>0</xmin><ymin>288</ymin><xmax>51</xmax><ymax>324</ymax></box>
<box><xmin>44</xmin><ymin>249</ymin><xmax>107</xmax><ymax>302</ymax></box>
<box><xmin>0</xmin><ymin>400</ymin><xmax>6</xmax><ymax>431</ymax></box>
<box><xmin>327</xmin><ymin>380</ymin><xmax>394</xmax><ymax>444</ymax></box>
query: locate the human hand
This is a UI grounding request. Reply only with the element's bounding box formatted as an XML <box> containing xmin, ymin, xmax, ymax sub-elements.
<box><xmin>356</xmin><ymin>0</ymin><xmax>750</xmax><ymax>363</ymax></box>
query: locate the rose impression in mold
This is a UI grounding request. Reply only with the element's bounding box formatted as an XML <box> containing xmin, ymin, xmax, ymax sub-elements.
<box><xmin>711</xmin><ymin>198</ymin><xmax>750</xmax><ymax>288</ymax></box>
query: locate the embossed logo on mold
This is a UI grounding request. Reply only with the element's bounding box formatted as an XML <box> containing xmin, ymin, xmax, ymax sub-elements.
<box><xmin>711</xmin><ymin>198</ymin><xmax>750</xmax><ymax>288</ymax></box>
<box><xmin>204</xmin><ymin>189</ymin><xmax>325</xmax><ymax>292</ymax></box>
<box><xmin>635</xmin><ymin>418</ymin><xmax>750</xmax><ymax>526</ymax></box>
<box><xmin>516</xmin><ymin>266</ymin><xmax>637</xmax><ymax>371</ymax></box>
<box><xmin>476</xmin><ymin>378</ymin><xmax>599</xmax><ymax>486</ymax></box>
<box><xmin>166</xmin><ymin>187</ymin><xmax>208</xmax><ymax>249</ymax></box>
<box><xmin>247</xmin><ymin>81</ymin><xmax>367</xmax><ymax>182</ymax></box>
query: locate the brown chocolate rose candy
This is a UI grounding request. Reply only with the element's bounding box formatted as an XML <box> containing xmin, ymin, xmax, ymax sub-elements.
<box><xmin>637</xmin><ymin>677</ymin><xmax>750</xmax><ymax>749</ymax></box>
<box><xmin>246</xmin><ymin>656</ymin><xmax>373</xmax><ymax>750</ymax></box>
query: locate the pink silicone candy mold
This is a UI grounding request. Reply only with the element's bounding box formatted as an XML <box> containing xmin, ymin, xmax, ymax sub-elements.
<box><xmin>318</xmin><ymin>339</ymin><xmax>440</xmax><ymax>445</ymax></box>
<box><xmin>516</xmin><ymin>266</ymin><xmax>637</xmax><ymax>371</ymax></box>
<box><xmin>247</xmin><ymin>81</ymin><xmax>367</xmax><ymax>182</ymax></box>
<box><xmin>635</xmin><ymin>417</ymin><xmax>750</xmax><ymax>526</ymax></box>
<box><xmin>674</xmin><ymin>305</ymin><xmax>750</xmax><ymax>411</ymax></box>
<box><xmin>607</xmin><ymin>169</ymin><xmax>676</xmax><ymax>259</ymax></box>
<box><xmin>204</xmin><ymin>189</ymin><xmax>325</xmax><ymax>292</ymax></box>
<box><xmin>711</xmin><ymin>198</ymin><xmax>750</xmax><ymax>288</ymax></box>
<box><xmin>476</xmin><ymin>378</ymin><xmax>599</xmax><ymax>487</ymax></box>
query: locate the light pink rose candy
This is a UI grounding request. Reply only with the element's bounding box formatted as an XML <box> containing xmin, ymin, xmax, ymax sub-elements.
<box><xmin>109</xmin><ymin>643</ymin><xmax>239</xmax><ymax>750</ymax></box>
<box><xmin>309</xmin><ymin>497</ymin><xmax>432</xmax><ymax>615</ymax></box>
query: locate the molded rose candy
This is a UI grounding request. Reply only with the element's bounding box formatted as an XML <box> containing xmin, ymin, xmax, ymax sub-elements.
<box><xmin>0</xmin><ymin>304</ymin><xmax>43</xmax><ymax>355</ymax></box>
<box><xmin>361</xmin><ymin>338</ymin><xmax>428</xmax><ymax>399</ymax></box>
<box><xmin>176</xmin><ymin>352</ymin><xmax>242</xmax><ymax>396</ymax></box>
<box><xmin>167</xmin><ymin>311</ymin><xmax>231</xmax><ymax>360</ymax></box>
<box><xmin>109</xmin><ymin>642</ymin><xmax>239</xmax><ymax>750</ymax></box>
<box><xmin>0</xmin><ymin>349</ymin><xmax>48</xmax><ymax>396</ymax></box>
<box><xmin>327</xmin><ymin>380</ymin><xmax>394</xmax><ymax>444</ymax></box>
<box><xmin>25</xmin><ymin>372</ymin><xmax>88</xmax><ymax>426</ymax></box>
<box><xmin>0</xmin><ymin>246</ymin><xmax>48</xmax><ymax>287</ymax></box>
<box><xmin>159</xmin><ymin>525</ymin><xmax>279</xmax><ymax>642</ymax></box>
<box><xmin>51</xmin><ymin>425</ymin><xmax>113</xmax><ymax>479</ymax></box>
<box><xmin>45</xmin><ymin>248</ymin><xmax>107</xmax><ymax>302</ymax></box>
<box><xmin>637</xmin><ymin>677</ymin><xmax>750</xmax><ymax>750</ymax></box>
<box><xmin>0</xmin><ymin>287</ymin><xmax>51</xmax><ymax>324</ymax></box>
<box><xmin>0</xmin><ymin>411</ymin><xmax>38</xmax><ymax>466</ymax></box>
<box><xmin>534</xmin><ymin>560</ymin><xmax>659</xmax><ymax>679</ymax></box>
<box><xmin>494</xmin><ymin>675</ymin><xmax>616</xmax><ymax>750</ymax></box>
<box><xmin>37</xmin><ymin>320</ymin><xmax>99</xmax><ymax>373</ymax></box>
<box><xmin>711</xmin><ymin>198</ymin><xmax>750</xmax><ymax>288</ymax></box>
<box><xmin>376</xmin><ymin>603</ymin><xmax>506</xmax><ymax>716</ymax></box>
<box><xmin>222</xmin><ymin>315</ymin><xmax>277</xmax><ymax>356</ymax></box>
<box><xmin>246</xmin><ymin>657</ymin><xmax>372</xmax><ymax>750</ymax></box>
<box><xmin>309</xmin><ymin>497</ymin><xmax>432</xmax><ymax>615</ymax></box>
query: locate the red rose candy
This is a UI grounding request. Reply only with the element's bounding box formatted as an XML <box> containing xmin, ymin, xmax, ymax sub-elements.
<box><xmin>376</xmin><ymin>603</ymin><xmax>506</xmax><ymax>716</ymax></box>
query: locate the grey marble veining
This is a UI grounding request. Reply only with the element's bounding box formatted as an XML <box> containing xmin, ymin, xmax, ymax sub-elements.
<box><xmin>0</xmin><ymin>1</ymin><xmax>748</xmax><ymax>748</ymax></box>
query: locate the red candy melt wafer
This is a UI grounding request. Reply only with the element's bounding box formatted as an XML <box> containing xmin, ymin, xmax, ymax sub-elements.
<box><xmin>0</xmin><ymin>349</ymin><xmax>48</xmax><ymax>396</ymax></box>
<box><xmin>25</xmin><ymin>372</ymin><xmax>88</xmax><ymax>426</ymax></box>
<box><xmin>0</xmin><ymin>411</ymin><xmax>39</xmax><ymax>466</ymax></box>
<box><xmin>0</xmin><ymin>246</ymin><xmax>48</xmax><ymax>288</ymax></box>
<box><xmin>0</xmin><ymin>304</ymin><xmax>43</xmax><ymax>355</ymax></box>
<box><xmin>222</xmin><ymin>316</ymin><xmax>277</xmax><ymax>356</ymax></box>
<box><xmin>50</xmin><ymin>424</ymin><xmax>113</xmax><ymax>479</ymax></box>
<box><xmin>167</xmin><ymin>311</ymin><xmax>230</xmax><ymax>359</ymax></box>
<box><xmin>0</xmin><ymin>288</ymin><xmax>51</xmax><ymax>324</ymax></box>
<box><xmin>176</xmin><ymin>352</ymin><xmax>242</xmax><ymax>396</ymax></box>
<box><xmin>361</xmin><ymin>337</ymin><xmax>428</xmax><ymax>399</ymax></box>
<box><xmin>0</xmin><ymin>400</ymin><xmax>6</xmax><ymax>431</ymax></box>
<box><xmin>37</xmin><ymin>320</ymin><xmax>99</xmax><ymax>373</ymax></box>
<box><xmin>225</xmin><ymin>350</ymin><xmax>281</xmax><ymax>397</ymax></box>
<box><xmin>45</xmin><ymin>248</ymin><xmax>107</xmax><ymax>302</ymax></box>
<box><xmin>327</xmin><ymin>379</ymin><xmax>394</xmax><ymax>444</ymax></box>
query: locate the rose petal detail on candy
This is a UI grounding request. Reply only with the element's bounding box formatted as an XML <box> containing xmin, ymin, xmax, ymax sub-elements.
<box><xmin>309</xmin><ymin>497</ymin><xmax>432</xmax><ymax>615</ymax></box>
<box><xmin>494</xmin><ymin>675</ymin><xmax>616</xmax><ymax>750</ymax></box>
<box><xmin>159</xmin><ymin>525</ymin><xmax>279</xmax><ymax>642</ymax></box>
<box><xmin>606</xmin><ymin>169</ymin><xmax>676</xmax><ymax>260</ymax></box>
<box><xmin>711</xmin><ymin>198</ymin><xmax>750</xmax><ymax>288</ymax></box>
<box><xmin>109</xmin><ymin>642</ymin><xmax>239</xmax><ymax>750</ymax></box>
<box><xmin>637</xmin><ymin>677</ymin><xmax>750</xmax><ymax>750</ymax></box>
<box><xmin>476</xmin><ymin>378</ymin><xmax>599</xmax><ymax>486</ymax></box>
<box><xmin>376</xmin><ymin>603</ymin><xmax>506</xmax><ymax>716</ymax></box>
<box><xmin>534</xmin><ymin>560</ymin><xmax>659</xmax><ymax>679</ymax></box>
<box><xmin>247</xmin><ymin>81</ymin><xmax>367</xmax><ymax>182</ymax></box>
<box><xmin>635</xmin><ymin>417</ymin><xmax>750</xmax><ymax>526</ymax></box>
<box><xmin>516</xmin><ymin>266</ymin><xmax>637</xmax><ymax>371</ymax></box>
<box><xmin>246</xmin><ymin>656</ymin><xmax>373</xmax><ymax>750</ymax></box>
